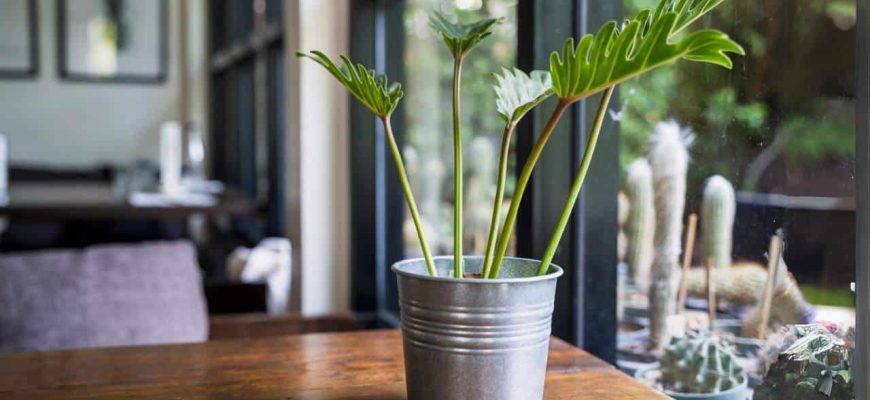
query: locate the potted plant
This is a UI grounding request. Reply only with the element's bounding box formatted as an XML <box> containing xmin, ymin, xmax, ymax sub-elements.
<box><xmin>298</xmin><ymin>0</ymin><xmax>743</xmax><ymax>398</ymax></box>
<box><xmin>753</xmin><ymin>324</ymin><xmax>855</xmax><ymax>400</ymax></box>
<box><xmin>636</xmin><ymin>332</ymin><xmax>750</xmax><ymax>400</ymax></box>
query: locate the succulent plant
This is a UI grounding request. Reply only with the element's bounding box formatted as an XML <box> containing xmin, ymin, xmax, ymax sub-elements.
<box><xmin>682</xmin><ymin>261</ymin><xmax>814</xmax><ymax>334</ymax></box>
<box><xmin>754</xmin><ymin>324</ymin><xmax>854</xmax><ymax>400</ymax></box>
<box><xmin>648</xmin><ymin>121</ymin><xmax>692</xmax><ymax>351</ymax></box>
<box><xmin>625</xmin><ymin>159</ymin><xmax>655</xmax><ymax>288</ymax></box>
<box><xmin>701</xmin><ymin>175</ymin><xmax>735</xmax><ymax>269</ymax></box>
<box><xmin>660</xmin><ymin>332</ymin><xmax>746</xmax><ymax>394</ymax></box>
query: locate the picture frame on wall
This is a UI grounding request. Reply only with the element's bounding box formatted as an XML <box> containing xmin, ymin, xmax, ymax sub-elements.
<box><xmin>57</xmin><ymin>0</ymin><xmax>167</xmax><ymax>84</ymax></box>
<box><xmin>0</xmin><ymin>0</ymin><xmax>39</xmax><ymax>79</ymax></box>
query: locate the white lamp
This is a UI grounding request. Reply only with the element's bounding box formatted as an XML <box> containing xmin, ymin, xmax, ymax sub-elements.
<box><xmin>160</xmin><ymin>122</ymin><xmax>182</xmax><ymax>196</ymax></box>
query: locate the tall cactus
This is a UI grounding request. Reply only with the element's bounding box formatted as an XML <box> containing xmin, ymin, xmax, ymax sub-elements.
<box><xmin>648</xmin><ymin>120</ymin><xmax>692</xmax><ymax>351</ymax></box>
<box><xmin>701</xmin><ymin>175</ymin><xmax>736</xmax><ymax>269</ymax></box>
<box><xmin>660</xmin><ymin>332</ymin><xmax>746</xmax><ymax>394</ymax></box>
<box><xmin>625</xmin><ymin>159</ymin><xmax>655</xmax><ymax>288</ymax></box>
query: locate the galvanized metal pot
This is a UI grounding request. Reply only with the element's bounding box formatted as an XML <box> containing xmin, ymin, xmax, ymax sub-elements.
<box><xmin>392</xmin><ymin>256</ymin><xmax>563</xmax><ymax>400</ymax></box>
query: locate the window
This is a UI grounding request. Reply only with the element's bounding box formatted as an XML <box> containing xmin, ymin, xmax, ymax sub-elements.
<box><xmin>617</xmin><ymin>0</ymin><xmax>858</xmax><ymax>387</ymax></box>
<box><xmin>350</xmin><ymin>1</ymin><xmax>867</xmax><ymax>380</ymax></box>
<box><xmin>209</xmin><ymin>0</ymin><xmax>285</xmax><ymax>237</ymax></box>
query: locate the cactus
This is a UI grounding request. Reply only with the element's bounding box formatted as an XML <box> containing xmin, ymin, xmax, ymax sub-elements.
<box><xmin>701</xmin><ymin>175</ymin><xmax>736</xmax><ymax>269</ymax></box>
<box><xmin>683</xmin><ymin>261</ymin><xmax>814</xmax><ymax>333</ymax></box>
<box><xmin>753</xmin><ymin>324</ymin><xmax>854</xmax><ymax>400</ymax></box>
<box><xmin>648</xmin><ymin>121</ymin><xmax>692</xmax><ymax>351</ymax></box>
<box><xmin>625</xmin><ymin>159</ymin><xmax>655</xmax><ymax>288</ymax></box>
<box><xmin>660</xmin><ymin>332</ymin><xmax>746</xmax><ymax>394</ymax></box>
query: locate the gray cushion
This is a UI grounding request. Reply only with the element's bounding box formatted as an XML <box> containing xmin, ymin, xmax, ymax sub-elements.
<box><xmin>0</xmin><ymin>241</ymin><xmax>208</xmax><ymax>353</ymax></box>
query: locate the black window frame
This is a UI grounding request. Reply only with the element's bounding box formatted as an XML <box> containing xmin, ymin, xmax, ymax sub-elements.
<box><xmin>208</xmin><ymin>0</ymin><xmax>286</xmax><ymax>237</ymax></box>
<box><xmin>855</xmin><ymin>0</ymin><xmax>869</xmax><ymax>397</ymax></box>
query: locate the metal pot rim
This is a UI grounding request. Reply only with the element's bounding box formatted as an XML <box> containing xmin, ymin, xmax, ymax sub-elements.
<box><xmin>392</xmin><ymin>255</ymin><xmax>564</xmax><ymax>283</ymax></box>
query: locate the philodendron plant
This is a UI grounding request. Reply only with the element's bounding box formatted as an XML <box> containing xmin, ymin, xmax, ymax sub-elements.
<box><xmin>299</xmin><ymin>0</ymin><xmax>744</xmax><ymax>279</ymax></box>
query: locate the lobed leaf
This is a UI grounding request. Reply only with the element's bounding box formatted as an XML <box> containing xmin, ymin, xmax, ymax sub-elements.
<box><xmin>296</xmin><ymin>50</ymin><xmax>403</xmax><ymax>118</ymax></box>
<box><xmin>549</xmin><ymin>0</ymin><xmax>744</xmax><ymax>102</ymax></box>
<box><xmin>492</xmin><ymin>68</ymin><xmax>553</xmax><ymax>124</ymax></box>
<box><xmin>429</xmin><ymin>11</ymin><xmax>502</xmax><ymax>59</ymax></box>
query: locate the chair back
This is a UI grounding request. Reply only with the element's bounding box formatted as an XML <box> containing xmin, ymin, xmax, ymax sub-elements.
<box><xmin>0</xmin><ymin>241</ymin><xmax>208</xmax><ymax>352</ymax></box>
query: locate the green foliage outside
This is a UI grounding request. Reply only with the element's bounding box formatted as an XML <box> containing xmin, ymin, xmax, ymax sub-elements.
<box><xmin>620</xmin><ymin>0</ymin><xmax>856</xmax><ymax>201</ymax></box>
<box><xmin>799</xmin><ymin>284</ymin><xmax>856</xmax><ymax>308</ymax></box>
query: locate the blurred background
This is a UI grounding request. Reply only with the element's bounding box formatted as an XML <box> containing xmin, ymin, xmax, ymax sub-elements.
<box><xmin>0</xmin><ymin>0</ymin><xmax>349</xmax><ymax>351</ymax></box>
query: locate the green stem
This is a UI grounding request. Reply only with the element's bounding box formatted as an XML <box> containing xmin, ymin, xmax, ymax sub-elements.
<box><xmin>488</xmin><ymin>100</ymin><xmax>571</xmax><ymax>279</ymax></box>
<box><xmin>482</xmin><ymin>121</ymin><xmax>515</xmax><ymax>278</ymax></box>
<box><xmin>452</xmin><ymin>58</ymin><xmax>464</xmax><ymax>278</ymax></box>
<box><xmin>382</xmin><ymin>116</ymin><xmax>436</xmax><ymax>276</ymax></box>
<box><xmin>537</xmin><ymin>87</ymin><xmax>614</xmax><ymax>276</ymax></box>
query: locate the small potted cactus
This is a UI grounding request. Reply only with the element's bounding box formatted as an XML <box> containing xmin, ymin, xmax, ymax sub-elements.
<box><xmin>753</xmin><ymin>324</ymin><xmax>855</xmax><ymax>400</ymax></box>
<box><xmin>636</xmin><ymin>332</ymin><xmax>750</xmax><ymax>400</ymax></box>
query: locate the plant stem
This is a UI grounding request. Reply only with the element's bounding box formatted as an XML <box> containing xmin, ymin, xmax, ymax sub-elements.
<box><xmin>537</xmin><ymin>87</ymin><xmax>614</xmax><ymax>275</ymax></box>
<box><xmin>488</xmin><ymin>100</ymin><xmax>571</xmax><ymax>279</ymax></box>
<box><xmin>382</xmin><ymin>116</ymin><xmax>436</xmax><ymax>276</ymax></box>
<box><xmin>482</xmin><ymin>121</ymin><xmax>515</xmax><ymax>278</ymax></box>
<box><xmin>452</xmin><ymin>58</ymin><xmax>464</xmax><ymax>278</ymax></box>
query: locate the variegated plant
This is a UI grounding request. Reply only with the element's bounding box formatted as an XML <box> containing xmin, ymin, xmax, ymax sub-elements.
<box><xmin>481</xmin><ymin>69</ymin><xmax>553</xmax><ymax>278</ymax></box>
<box><xmin>298</xmin><ymin>0</ymin><xmax>743</xmax><ymax>279</ymax></box>
<box><xmin>429</xmin><ymin>12</ymin><xmax>502</xmax><ymax>278</ymax></box>
<box><xmin>296</xmin><ymin>50</ymin><xmax>436</xmax><ymax>276</ymax></box>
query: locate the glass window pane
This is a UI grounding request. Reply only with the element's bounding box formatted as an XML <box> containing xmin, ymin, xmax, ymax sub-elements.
<box><xmin>401</xmin><ymin>0</ymin><xmax>518</xmax><ymax>258</ymax></box>
<box><xmin>616</xmin><ymin>0</ymin><xmax>856</xmax><ymax>390</ymax></box>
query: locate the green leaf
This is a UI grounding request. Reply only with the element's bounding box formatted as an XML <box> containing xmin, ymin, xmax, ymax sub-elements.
<box><xmin>549</xmin><ymin>0</ymin><xmax>744</xmax><ymax>102</ymax></box>
<box><xmin>296</xmin><ymin>50</ymin><xmax>403</xmax><ymax>118</ymax></box>
<box><xmin>668</xmin><ymin>0</ymin><xmax>726</xmax><ymax>35</ymax></box>
<box><xmin>492</xmin><ymin>68</ymin><xmax>553</xmax><ymax>124</ymax></box>
<box><xmin>429</xmin><ymin>11</ymin><xmax>502</xmax><ymax>59</ymax></box>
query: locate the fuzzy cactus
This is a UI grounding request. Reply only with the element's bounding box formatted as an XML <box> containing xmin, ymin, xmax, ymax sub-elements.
<box><xmin>701</xmin><ymin>175</ymin><xmax>736</xmax><ymax>269</ymax></box>
<box><xmin>648</xmin><ymin>121</ymin><xmax>692</xmax><ymax>351</ymax></box>
<box><xmin>625</xmin><ymin>159</ymin><xmax>655</xmax><ymax>288</ymax></box>
<box><xmin>660</xmin><ymin>332</ymin><xmax>746</xmax><ymax>394</ymax></box>
<box><xmin>683</xmin><ymin>261</ymin><xmax>814</xmax><ymax>334</ymax></box>
<box><xmin>754</xmin><ymin>324</ymin><xmax>854</xmax><ymax>400</ymax></box>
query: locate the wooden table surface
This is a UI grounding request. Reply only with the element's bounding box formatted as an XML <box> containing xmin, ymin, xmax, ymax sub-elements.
<box><xmin>0</xmin><ymin>330</ymin><xmax>668</xmax><ymax>399</ymax></box>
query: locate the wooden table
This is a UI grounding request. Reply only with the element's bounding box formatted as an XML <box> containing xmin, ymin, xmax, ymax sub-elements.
<box><xmin>0</xmin><ymin>330</ymin><xmax>667</xmax><ymax>399</ymax></box>
<box><xmin>0</xmin><ymin>182</ymin><xmax>256</xmax><ymax>220</ymax></box>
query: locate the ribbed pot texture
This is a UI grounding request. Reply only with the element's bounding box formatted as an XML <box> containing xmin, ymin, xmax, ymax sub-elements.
<box><xmin>392</xmin><ymin>256</ymin><xmax>563</xmax><ymax>400</ymax></box>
